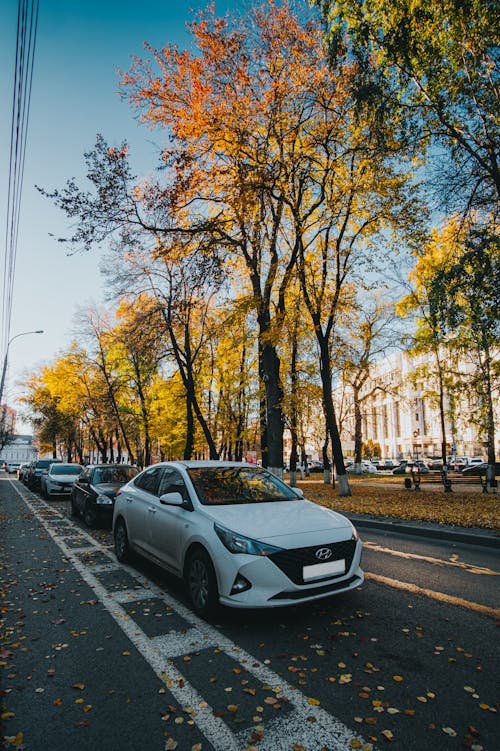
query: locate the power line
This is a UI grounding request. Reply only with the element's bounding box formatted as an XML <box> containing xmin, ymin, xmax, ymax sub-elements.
<box><xmin>1</xmin><ymin>0</ymin><xmax>40</xmax><ymax>371</ymax></box>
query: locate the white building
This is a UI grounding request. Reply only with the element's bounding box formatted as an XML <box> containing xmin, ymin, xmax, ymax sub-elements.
<box><xmin>0</xmin><ymin>434</ymin><xmax>38</xmax><ymax>466</ymax></box>
<box><xmin>350</xmin><ymin>350</ymin><xmax>498</xmax><ymax>461</ymax></box>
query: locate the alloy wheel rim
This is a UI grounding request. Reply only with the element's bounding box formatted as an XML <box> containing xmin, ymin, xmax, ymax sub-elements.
<box><xmin>190</xmin><ymin>559</ymin><xmax>208</xmax><ymax>608</ymax></box>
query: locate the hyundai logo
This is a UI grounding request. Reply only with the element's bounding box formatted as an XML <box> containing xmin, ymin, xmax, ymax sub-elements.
<box><xmin>315</xmin><ymin>547</ymin><xmax>332</xmax><ymax>561</ymax></box>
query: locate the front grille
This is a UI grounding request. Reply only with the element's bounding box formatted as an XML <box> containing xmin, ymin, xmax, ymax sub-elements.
<box><xmin>268</xmin><ymin>539</ymin><xmax>356</xmax><ymax>584</ymax></box>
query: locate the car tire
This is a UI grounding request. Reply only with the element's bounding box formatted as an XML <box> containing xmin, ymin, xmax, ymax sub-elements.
<box><xmin>83</xmin><ymin>502</ymin><xmax>97</xmax><ymax>529</ymax></box>
<box><xmin>42</xmin><ymin>485</ymin><xmax>48</xmax><ymax>499</ymax></box>
<box><xmin>70</xmin><ymin>495</ymin><xmax>79</xmax><ymax>517</ymax></box>
<box><xmin>114</xmin><ymin>518</ymin><xmax>132</xmax><ymax>563</ymax></box>
<box><xmin>185</xmin><ymin>548</ymin><xmax>219</xmax><ymax>617</ymax></box>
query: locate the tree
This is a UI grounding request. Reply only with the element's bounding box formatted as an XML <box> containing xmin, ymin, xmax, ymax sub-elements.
<box><xmin>338</xmin><ymin>294</ymin><xmax>398</xmax><ymax>471</ymax></box>
<box><xmin>316</xmin><ymin>0</ymin><xmax>500</xmax><ymax>217</ymax></box>
<box><xmin>428</xmin><ymin>221</ymin><xmax>500</xmax><ymax>485</ymax></box>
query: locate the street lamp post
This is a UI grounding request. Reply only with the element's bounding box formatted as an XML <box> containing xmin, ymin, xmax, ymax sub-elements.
<box><xmin>0</xmin><ymin>330</ymin><xmax>44</xmax><ymax>406</ymax></box>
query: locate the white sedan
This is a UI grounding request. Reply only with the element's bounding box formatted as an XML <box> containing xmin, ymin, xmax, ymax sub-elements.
<box><xmin>113</xmin><ymin>461</ymin><xmax>363</xmax><ymax>615</ymax></box>
<box><xmin>41</xmin><ymin>462</ymin><xmax>83</xmax><ymax>499</ymax></box>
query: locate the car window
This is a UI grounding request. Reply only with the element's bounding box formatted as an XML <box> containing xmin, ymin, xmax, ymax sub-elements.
<box><xmin>52</xmin><ymin>464</ymin><xmax>82</xmax><ymax>475</ymax></box>
<box><xmin>79</xmin><ymin>468</ymin><xmax>91</xmax><ymax>482</ymax></box>
<box><xmin>133</xmin><ymin>466</ymin><xmax>164</xmax><ymax>496</ymax></box>
<box><xmin>158</xmin><ymin>468</ymin><xmax>189</xmax><ymax>501</ymax></box>
<box><xmin>187</xmin><ymin>466</ymin><xmax>297</xmax><ymax>506</ymax></box>
<box><xmin>94</xmin><ymin>466</ymin><xmax>137</xmax><ymax>484</ymax></box>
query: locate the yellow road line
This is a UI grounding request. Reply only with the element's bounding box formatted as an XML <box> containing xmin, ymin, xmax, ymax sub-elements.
<box><xmin>363</xmin><ymin>542</ymin><xmax>499</xmax><ymax>576</ymax></box>
<box><xmin>365</xmin><ymin>572</ymin><xmax>500</xmax><ymax>620</ymax></box>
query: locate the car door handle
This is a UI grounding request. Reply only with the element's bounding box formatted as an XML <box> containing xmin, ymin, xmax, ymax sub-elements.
<box><xmin>148</xmin><ymin>506</ymin><xmax>157</xmax><ymax>514</ymax></box>
<box><xmin>126</xmin><ymin>498</ymin><xmax>133</xmax><ymax>503</ymax></box>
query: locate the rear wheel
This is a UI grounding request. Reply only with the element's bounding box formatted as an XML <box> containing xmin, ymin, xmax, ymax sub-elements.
<box><xmin>114</xmin><ymin>518</ymin><xmax>131</xmax><ymax>563</ymax></box>
<box><xmin>185</xmin><ymin>549</ymin><xmax>218</xmax><ymax>617</ymax></box>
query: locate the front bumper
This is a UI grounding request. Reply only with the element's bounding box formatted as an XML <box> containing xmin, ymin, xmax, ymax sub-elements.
<box><xmin>215</xmin><ymin>539</ymin><xmax>363</xmax><ymax>609</ymax></box>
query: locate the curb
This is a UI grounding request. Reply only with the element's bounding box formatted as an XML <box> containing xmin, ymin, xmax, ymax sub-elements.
<box><xmin>347</xmin><ymin>515</ymin><xmax>500</xmax><ymax>549</ymax></box>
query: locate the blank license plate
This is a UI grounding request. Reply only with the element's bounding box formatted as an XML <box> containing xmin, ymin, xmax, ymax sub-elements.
<box><xmin>303</xmin><ymin>559</ymin><xmax>345</xmax><ymax>582</ymax></box>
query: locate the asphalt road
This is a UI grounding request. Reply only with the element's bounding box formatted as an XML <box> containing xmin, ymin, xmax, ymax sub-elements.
<box><xmin>1</xmin><ymin>476</ymin><xmax>498</xmax><ymax>751</ymax></box>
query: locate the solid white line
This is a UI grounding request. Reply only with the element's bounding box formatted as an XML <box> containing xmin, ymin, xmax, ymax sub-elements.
<box><xmin>13</xmin><ymin>485</ymin><xmax>372</xmax><ymax>751</ymax></box>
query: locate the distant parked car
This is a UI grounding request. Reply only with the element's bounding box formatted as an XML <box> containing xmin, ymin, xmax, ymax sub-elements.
<box><xmin>71</xmin><ymin>464</ymin><xmax>138</xmax><ymax>527</ymax></box>
<box><xmin>347</xmin><ymin>461</ymin><xmax>378</xmax><ymax>474</ymax></box>
<box><xmin>6</xmin><ymin>462</ymin><xmax>21</xmax><ymax>474</ymax></box>
<box><xmin>461</xmin><ymin>462</ymin><xmax>500</xmax><ymax>477</ymax></box>
<box><xmin>447</xmin><ymin>456</ymin><xmax>468</xmax><ymax>471</ymax></box>
<box><xmin>308</xmin><ymin>460</ymin><xmax>324</xmax><ymax>473</ymax></box>
<box><xmin>376</xmin><ymin>459</ymin><xmax>399</xmax><ymax>471</ymax></box>
<box><xmin>426</xmin><ymin>458</ymin><xmax>444</xmax><ymax>470</ymax></box>
<box><xmin>27</xmin><ymin>458</ymin><xmax>62</xmax><ymax>490</ymax></box>
<box><xmin>392</xmin><ymin>461</ymin><xmax>408</xmax><ymax>475</ymax></box>
<box><xmin>17</xmin><ymin>463</ymin><xmax>30</xmax><ymax>481</ymax></box>
<box><xmin>40</xmin><ymin>462</ymin><xmax>83</xmax><ymax>499</ymax></box>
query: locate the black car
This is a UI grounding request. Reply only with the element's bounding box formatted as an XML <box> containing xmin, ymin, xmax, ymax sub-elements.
<box><xmin>71</xmin><ymin>464</ymin><xmax>138</xmax><ymax>528</ymax></box>
<box><xmin>392</xmin><ymin>460</ymin><xmax>429</xmax><ymax>475</ymax></box>
<box><xmin>461</xmin><ymin>462</ymin><xmax>500</xmax><ymax>477</ymax></box>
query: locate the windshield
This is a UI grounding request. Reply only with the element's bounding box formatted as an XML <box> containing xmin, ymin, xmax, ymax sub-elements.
<box><xmin>93</xmin><ymin>467</ymin><xmax>137</xmax><ymax>484</ymax></box>
<box><xmin>187</xmin><ymin>466</ymin><xmax>298</xmax><ymax>506</ymax></box>
<box><xmin>52</xmin><ymin>464</ymin><xmax>82</xmax><ymax>475</ymax></box>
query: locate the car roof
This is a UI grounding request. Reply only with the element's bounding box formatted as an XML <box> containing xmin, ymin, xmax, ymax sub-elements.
<box><xmin>88</xmin><ymin>463</ymin><xmax>136</xmax><ymax>469</ymax></box>
<box><xmin>144</xmin><ymin>460</ymin><xmax>258</xmax><ymax>470</ymax></box>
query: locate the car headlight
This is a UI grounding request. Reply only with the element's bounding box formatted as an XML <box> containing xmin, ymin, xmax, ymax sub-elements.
<box><xmin>96</xmin><ymin>494</ymin><xmax>113</xmax><ymax>505</ymax></box>
<box><xmin>351</xmin><ymin>525</ymin><xmax>359</xmax><ymax>541</ymax></box>
<box><xmin>214</xmin><ymin>523</ymin><xmax>283</xmax><ymax>556</ymax></box>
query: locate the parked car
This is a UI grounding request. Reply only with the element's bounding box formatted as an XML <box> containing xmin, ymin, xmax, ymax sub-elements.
<box><xmin>346</xmin><ymin>461</ymin><xmax>378</xmax><ymax>474</ymax></box>
<box><xmin>447</xmin><ymin>456</ymin><xmax>468</xmax><ymax>471</ymax></box>
<box><xmin>71</xmin><ymin>464</ymin><xmax>138</xmax><ymax>528</ymax></box>
<box><xmin>40</xmin><ymin>462</ymin><xmax>83</xmax><ymax>499</ymax></box>
<box><xmin>308</xmin><ymin>460</ymin><xmax>324</xmax><ymax>473</ymax></box>
<box><xmin>113</xmin><ymin>461</ymin><xmax>363</xmax><ymax>615</ymax></box>
<box><xmin>17</xmin><ymin>463</ymin><xmax>30</xmax><ymax>481</ymax></box>
<box><xmin>27</xmin><ymin>458</ymin><xmax>62</xmax><ymax>490</ymax></box>
<box><xmin>392</xmin><ymin>461</ymin><xmax>408</xmax><ymax>475</ymax></box>
<box><xmin>376</xmin><ymin>459</ymin><xmax>399</xmax><ymax>471</ymax></box>
<box><xmin>404</xmin><ymin>460</ymin><xmax>430</xmax><ymax>474</ymax></box>
<box><xmin>461</xmin><ymin>462</ymin><xmax>500</xmax><ymax>477</ymax></box>
<box><xmin>6</xmin><ymin>462</ymin><xmax>21</xmax><ymax>474</ymax></box>
<box><xmin>465</xmin><ymin>457</ymin><xmax>485</xmax><ymax>467</ymax></box>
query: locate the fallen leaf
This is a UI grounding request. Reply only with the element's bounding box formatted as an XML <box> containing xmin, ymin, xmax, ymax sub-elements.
<box><xmin>442</xmin><ymin>727</ymin><xmax>457</xmax><ymax>737</ymax></box>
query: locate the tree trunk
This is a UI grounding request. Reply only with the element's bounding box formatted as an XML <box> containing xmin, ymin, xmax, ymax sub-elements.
<box><xmin>258</xmin><ymin>312</ymin><xmax>284</xmax><ymax>477</ymax></box>
<box><xmin>318</xmin><ymin>337</ymin><xmax>350</xmax><ymax>496</ymax></box>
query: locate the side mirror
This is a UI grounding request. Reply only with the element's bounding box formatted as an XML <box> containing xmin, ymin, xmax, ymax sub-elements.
<box><xmin>159</xmin><ymin>491</ymin><xmax>184</xmax><ymax>506</ymax></box>
<box><xmin>291</xmin><ymin>486</ymin><xmax>304</xmax><ymax>498</ymax></box>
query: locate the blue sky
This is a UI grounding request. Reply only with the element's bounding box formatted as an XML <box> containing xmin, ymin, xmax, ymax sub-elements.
<box><xmin>0</xmin><ymin>0</ymin><xmax>237</xmax><ymax>429</ymax></box>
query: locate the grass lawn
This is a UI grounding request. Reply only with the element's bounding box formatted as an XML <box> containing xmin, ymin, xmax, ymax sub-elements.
<box><xmin>299</xmin><ymin>477</ymin><xmax>500</xmax><ymax>530</ymax></box>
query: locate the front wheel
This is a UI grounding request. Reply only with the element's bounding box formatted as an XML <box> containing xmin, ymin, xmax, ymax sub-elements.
<box><xmin>185</xmin><ymin>549</ymin><xmax>219</xmax><ymax>617</ymax></box>
<box><xmin>114</xmin><ymin>518</ymin><xmax>132</xmax><ymax>563</ymax></box>
<box><xmin>83</xmin><ymin>502</ymin><xmax>97</xmax><ymax>529</ymax></box>
<box><xmin>70</xmin><ymin>495</ymin><xmax>79</xmax><ymax>517</ymax></box>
